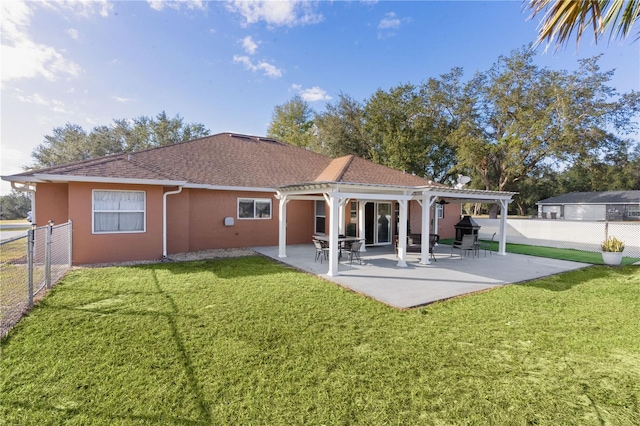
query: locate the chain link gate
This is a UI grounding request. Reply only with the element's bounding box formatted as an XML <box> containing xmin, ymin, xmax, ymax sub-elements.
<box><xmin>1</xmin><ymin>221</ymin><xmax>72</xmax><ymax>338</ymax></box>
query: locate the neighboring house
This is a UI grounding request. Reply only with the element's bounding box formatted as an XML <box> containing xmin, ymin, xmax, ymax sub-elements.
<box><xmin>537</xmin><ymin>190</ymin><xmax>640</xmax><ymax>221</ymax></box>
<box><xmin>2</xmin><ymin>133</ymin><xmax>514</xmax><ymax>266</ymax></box>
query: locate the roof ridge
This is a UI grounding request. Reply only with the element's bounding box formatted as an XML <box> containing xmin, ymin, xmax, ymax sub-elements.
<box><xmin>314</xmin><ymin>155</ymin><xmax>354</xmax><ymax>182</ymax></box>
<box><xmin>332</xmin><ymin>155</ymin><xmax>354</xmax><ymax>182</ymax></box>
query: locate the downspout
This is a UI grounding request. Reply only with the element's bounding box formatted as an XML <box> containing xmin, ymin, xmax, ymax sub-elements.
<box><xmin>12</xmin><ymin>182</ymin><xmax>36</xmax><ymax>224</ymax></box>
<box><xmin>163</xmin><ymin>186</ymin><xmax>183</xmax><ymax>259</ymax></box>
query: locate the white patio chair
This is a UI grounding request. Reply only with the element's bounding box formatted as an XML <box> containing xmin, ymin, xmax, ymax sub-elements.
<box><xmin>313</xmin><ymin>239</ymin><xmax>329</xmax><ymax>263</ymax></box>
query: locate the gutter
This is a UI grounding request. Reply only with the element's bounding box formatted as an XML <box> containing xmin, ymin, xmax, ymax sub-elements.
<box><xmin>163</xmin><ymin>186</ymin><xmax>183</xmax><ymax>259</ymax></box>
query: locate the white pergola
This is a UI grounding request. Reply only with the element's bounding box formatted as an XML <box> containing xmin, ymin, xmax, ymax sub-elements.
<box><xmin>276</xmin><ymin>182</ymin><xmax>516</xmax><ymax>277</ymax></box>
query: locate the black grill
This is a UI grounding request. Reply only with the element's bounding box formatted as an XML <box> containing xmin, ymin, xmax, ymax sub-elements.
<box><xmin>454</xmin><ymin>215</ymin><xmax>481</xmax><ymax>242</ymax></box>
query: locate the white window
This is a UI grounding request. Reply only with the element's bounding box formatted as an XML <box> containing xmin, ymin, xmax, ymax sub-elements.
<box><xmin>315</xmin><ymin>200</ymin><xmax>326</xmax><ymax>234</ymax></box>
<box><xmin>238</xmin><ymin>198</ymin><xmax>272</xmax><ymax>219</ymax></box>
<box><xmin>93</xmin><ymin>190</ymin><xmax>145</xmax><ymax>233</ymax></box>
<box><xmin>436</xmin><ymin>203</ymin><xmax>444</xmax><ymax>219</ymax></box>
<box><xmin>628</xmin><ymin>205</ymin><xmax>640</xmax><ymax>217</ymax></box>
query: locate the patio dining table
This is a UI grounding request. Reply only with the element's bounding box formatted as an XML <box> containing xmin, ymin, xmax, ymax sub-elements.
<box><xmin>313</xmin><ymin>235</ymin><xmax>364</xmax><ymax>258</ymax></box>
<box><xmin>313</xmin><ymin>235</ymin><xmax>363</xmax><ymax>245</ymax></box>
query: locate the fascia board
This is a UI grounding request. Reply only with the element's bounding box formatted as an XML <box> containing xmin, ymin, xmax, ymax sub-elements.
<box><xmin>33</xmin><ymin>174</ymin><xmax>187</xmax><ymax>186</ymax></box>
<box><xmin>1</xmin><ymin>175</ymin><xmax>45</xmax><ymax>183</ymax></box>
<box><xmin>183</xmin><ymin>183</ymin><xmax>275</xmax><ymax>193</ymax></box>
<box><xmin>31</xmin><ymin>175</ymin><xmax>278</xmax><ymax>193</ymax></box>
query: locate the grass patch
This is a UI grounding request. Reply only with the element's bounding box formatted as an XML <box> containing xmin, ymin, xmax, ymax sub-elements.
<box><xmin>440</xmin><ymin>238</ymin><xmax>640</xmax><ymax>265</ymax></box>
<box><xmin>2</xmin><ymin>257</ymin><xmax>639</xmax><ymax>424</ymax></box>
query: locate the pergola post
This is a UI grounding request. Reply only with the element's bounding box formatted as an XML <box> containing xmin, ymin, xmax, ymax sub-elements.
<box><xmin>325</xmin><ymin>194</ymin><xmax>340</xmax><ymax>276</ymax></box>
<box><xmin>419</xmin><ymin>194</ymin><xmax>435</xmax><ymax>265</ymax></box>
<box><xmin>277</xmin><ymin>195</ymin><xmax>290</xmax><ymax>258</ymax></box>
<box><xmin>358</xmin><ymin>201</ymin><xmax>367</xmax><ymax>252</ymax></box>
<box><xmin>498</xmin><ymin>199</ymin><xmax>508</xmax><ymax>255</ymax></box>
<box><xmin>338</xmin><ymin>200</ymin><xmax>347</xmax><ymax>235</ymax></box>
<box><xmin>396</xmin><ymin>199</ymin><xmax>408</xmax><ymax>267</ymax></box>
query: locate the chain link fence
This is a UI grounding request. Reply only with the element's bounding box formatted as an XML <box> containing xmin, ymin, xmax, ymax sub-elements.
<box><xmin>1</xmin><ymin>221</ymin><xmax>72</xmax><ymax>338</ymax></box>
<box><xmin>476</xmin><ymin>218</ymin><xmax>640</xmax><ymax>258</ymax></box>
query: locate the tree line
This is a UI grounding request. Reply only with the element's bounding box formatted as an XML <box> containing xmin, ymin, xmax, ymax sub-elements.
<box><xmin>266</xmin><ymin>47</ymin><xmax>640</xmax><ymax>216</ymax></box>
<box><xmin>29</xmin><ymin>111</ymin><xmax>210</xmax><ymax>169</ymax></box>
<box><xmin>2</xmin><ymin>47</ymin><xmax>638</xmax><ymax>219</ymax></box>
<box><xmin>0</xmin><ymin>112</ymin><xmax>210</xmax><ymax>220</ymax></box>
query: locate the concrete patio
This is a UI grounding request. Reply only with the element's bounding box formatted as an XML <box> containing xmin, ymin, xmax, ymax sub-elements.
<box><xmin>252</xmin><ymin>243</ymin><xmax>590</xmax><ymax>309</ymax></box>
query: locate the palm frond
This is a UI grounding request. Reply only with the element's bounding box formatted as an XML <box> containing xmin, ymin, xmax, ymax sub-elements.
<box><xmin>528</xmin><ymin>0</ymin><xmax>604</xmax><ymax>50</ymax></box>
<box><xmin>603</xmin><ymin>0</ymin><xmax>640</xmax><ymax>41</ymax></box>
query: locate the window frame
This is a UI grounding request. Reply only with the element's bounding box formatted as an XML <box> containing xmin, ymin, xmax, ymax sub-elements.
<box><xmin>315</xmin><ymin>200</ymin><xmax>326</xmax><ymax>235</ymax></box>
<box><xmin>237</xmin><ymin>198</ymin><xmax>272</xmax><ymax>220</ymax></box>
<box><xmin>92</xmin><ymin>189</ymin><xmax>146</xmax><ymax>234</ymax></box>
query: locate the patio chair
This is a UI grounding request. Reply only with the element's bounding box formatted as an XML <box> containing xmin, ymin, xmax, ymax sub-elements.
<box><xmin>451</xmin><ymin>234</ymin><xmax>477</xmax><ymax>258</ymax></box>
<box><xmin>429</xmin><ymin>233</ymin><xmax>439</xmax><ymax>262</ymax></box>
<box><xmin>313</xmin><ymin>239</ymin><xmax>329</xmax><ymax>263</ymax></box>
<box><xmin>346</xmin><ymin>241</ymin><xmax>362</xmax><ymax>265</ymax></box>
<box><xmin>479</xmin><ymin>232</ymin><xmax>496</xmax><ymax>257</ymax></box>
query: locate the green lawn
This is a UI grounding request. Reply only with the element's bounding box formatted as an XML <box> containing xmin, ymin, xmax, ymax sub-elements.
<box><xmin>1</xmin><ymin>257</ymin><xmax>639</xmax><ymax>425</ymax></box>
<box><xmin>439</xmin><ymin>238</ymin><xmax>640</xmax><ymax>265</ymax></box>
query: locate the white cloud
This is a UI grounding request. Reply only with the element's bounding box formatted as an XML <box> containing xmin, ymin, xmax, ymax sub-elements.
<box><xmin>226</xmin><ymin>0</ymin><xmax>323</xmax><ymax>27</ymax></box>
<box><xmin>377</xmin><ymin>11</ymin><xmax>409</xmax><ymax>39</ymax></box>
<box><xmin>14</xmin><ymin>92</ymin><xmax>67</xmax><ymax>113</ymax></box>
<box><xmin>40</xmin><ymin>0</ymin><xmax>113</xmax><ymax>18</ymax></box>
<box><xmin>233</xmin><ymin>55</ymin><xmax>282</xmax><ymax>78</ymax></box>
<box><xmin>291</xmin><ymin>84</ymin><xmax>331</xmax><ymax>102</ymax></box>
<box><xmin>0</xmin><ymin>0</ymin><xmax>112</xmax><ymax>85</ymax></box>
<box><xmin>147</xmin><ymin>0</ymin><xmax>207</xmax><ymax>12</ymax></box>
<box><xmin>378</xmin><ymin>12</ymin><xmax>400</xmax><ymax>30</ymax></box>
<box><xmin>1</xmin><ymin>39</ymin><xmax>82</xmax><ymax>83</ymax></box>
<box><xmin>242</xmin><ymin>36</ymin><xmax>258</xmax><ymax>54</ymax></box>
<box><xmin>1</xmin><ymin>1</ymin><xmax>29</xmax><ymax>42</ymax></box>
<box><xmin>112</xmin><ymin>96</ymin><xmax>135</xmax><ymax>103</ymax></box>
<box><xmin>67</xmin><ymin>28</ymin><xmax>79</xmax><ymax>39</ymax></box>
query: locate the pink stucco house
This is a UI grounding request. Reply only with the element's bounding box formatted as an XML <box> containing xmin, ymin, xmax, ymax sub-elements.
<box><xmin>3</xmin><ymin>133</ymin><xmax>514</xmax><ymax>268</ymax></box>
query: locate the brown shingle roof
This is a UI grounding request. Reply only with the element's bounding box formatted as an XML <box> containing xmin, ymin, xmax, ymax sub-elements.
<box><xmin>130</xmin><ymin>133</ymin><xmax>332</xmax><ymax>187</ymax></box>
<box><xmin>9</xmin><ymin>133</ymin><xmax>437</xmax><ymax>188</ymax></box>
<box><xmin>337</xmin><ymin>156</ymin><xmax>437</xmax><ymax>186</ymax></box>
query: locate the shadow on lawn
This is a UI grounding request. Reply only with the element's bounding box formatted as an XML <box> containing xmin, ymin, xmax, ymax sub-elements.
<box><xmin>2</xmin><ymin>399</ymin><xmax>207</xmax><ymax>425</ymax></box>
<box><xmin>2</xmin><ymin>267</ymin><xmax>214</xmax><ymax>423</ymax></box>
<box><xmin>148</xmin><ymin>266</ymin><xmax>213</xmax><ymax>423</ymax></box>
<box><xmin>136</xmin><ymin>256</ymin><xmax>284</xmax><ymax>279</ymax></box>
<box><xmin>520</xmin><ymin>265</ymin><xmax>638</xmax><ymax>292</ymax></box>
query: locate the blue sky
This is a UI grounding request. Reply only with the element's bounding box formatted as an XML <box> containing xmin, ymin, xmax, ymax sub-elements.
<box><xmin>1</xmin><ymin>0</ymin><xmax>639</xmax><ymax>194</ymax></box>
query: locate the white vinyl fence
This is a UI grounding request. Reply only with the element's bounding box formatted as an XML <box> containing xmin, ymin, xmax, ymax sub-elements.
<box><xmin>475</xmin><ymin>218</ymin><xmax>640</xmax><ymax>258</ymax></box>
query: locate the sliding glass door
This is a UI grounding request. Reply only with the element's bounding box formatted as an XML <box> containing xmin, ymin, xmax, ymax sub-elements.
<box><xmin>364</xmin><ymin>202</ymin><xmax>392</xmax><ymax>245</ymax></box>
